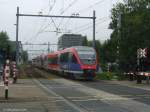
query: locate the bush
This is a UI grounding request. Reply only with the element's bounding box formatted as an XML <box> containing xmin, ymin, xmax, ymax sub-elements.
<box><xmin>114</xmin><ymin>72</ymin><xmax>126</xmax><ymax>80</ymax></box>
<box><xmin>96</xmin><ymin>72</ymin><xmax>126</xmax><ymax>80</ymax></box>
<box><xmin>96</xmin><ymin>72</ymin><xmax>113</xmax><ymax>80</ymax></box>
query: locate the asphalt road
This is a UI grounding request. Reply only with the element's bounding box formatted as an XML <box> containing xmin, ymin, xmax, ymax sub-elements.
<box><xmin>1</xmin><ymin>66</ymin><xmax>150</xmax><ymax>112</ymax></box>
<box><xmin>78</xmin><ymin>80</ymin><xmax>150</xmax><ymax>105</ymax></box>
<box><xmin>36</xmin><ymin>78</ymin><xmax>150</xmax><ymax>112</ymax></box>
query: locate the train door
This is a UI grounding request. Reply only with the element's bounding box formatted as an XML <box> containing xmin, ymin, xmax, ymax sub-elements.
<box><xmin>59</xmin><ymin>52</ymin><xmax>69</xmax><ymax>74</ymax></box>
<box><xmin>69</xmin><ymin>53</ymin><xmax>81</xmax><ymax>73</ymax></box>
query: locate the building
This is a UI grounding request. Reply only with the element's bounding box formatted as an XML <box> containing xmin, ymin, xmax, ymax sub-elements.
<box><xmin>58</xmin><ymin>34</ymin><xmax>86</xmax><ymax>50</ymax></box>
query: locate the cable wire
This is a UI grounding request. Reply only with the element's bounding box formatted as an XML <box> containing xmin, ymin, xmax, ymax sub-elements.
<box><xmin>78</xmin><ymin>0</ymin><xmax>105</xmax><ymax>13</ymax></box>
<box><xmin>72</xmin><ymin>17</ymin><xmax>109</xmax><ymax>31</ymax></box>
<box><xmin>57</xmin><ymin>0</ymin><xmax>78</xmax><ymax>32</ymax></box>
<box><xmin>75</xmin><ymin>19</ymin><xmax>110</xmax><ymax>33</ymax></box>
<box><xmin>25</xmin><ymin>0</ymin><xmax>56</xmax><ymax>43</ymax></box>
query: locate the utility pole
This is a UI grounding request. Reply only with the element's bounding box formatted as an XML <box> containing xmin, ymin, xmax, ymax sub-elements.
<box><xmin>116</xmin><ymin>13</ymin><xmax>121</xmax><ymax>70</ymax></box>
<box><xmin>93</xmin><ymin>10</ymin><xmax>96</xmax><ymax>49</ymax></box>
<box><xmin>137</xmin><ymin>48</ymin><xmax>145</xmax><ymax>84</ymax></box>
<box><xmin>48</xmin><ymin>42</ymin><xmax>50</xmax><ymax>53</ymax></box>
<box><xmin>16</xmin><ymin>7</ymin><xmax>19</xmax><ymax>66</ymax></box>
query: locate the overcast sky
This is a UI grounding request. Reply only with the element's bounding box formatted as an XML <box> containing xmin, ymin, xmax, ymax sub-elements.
<box><xmin>0</xmin><ymin>0</ymin><xmax>122</xmax><ymax>58</ymax></box>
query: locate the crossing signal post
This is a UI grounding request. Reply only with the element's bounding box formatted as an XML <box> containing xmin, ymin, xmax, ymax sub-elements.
<box><xmin>12</xmin><ymin>61</ymin><xmax>18</xmax><ymax>83</ymax></box>
<box><xmin>137</xmin><ymin>48</ymin><xmax>147</xmax><ymax>59</ymax></box>
<box><xmin>137</xmin><ymin>48</ymin><xmax>148</xmax><ymax>84</ymax></box>
<box><xmin>4</xmin><ymin>60</ymin><xmax>10</xmax><ymax>99</ymax></box>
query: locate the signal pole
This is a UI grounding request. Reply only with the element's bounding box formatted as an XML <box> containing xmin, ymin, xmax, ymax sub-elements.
<box><xmin>116</xmin><ymin>13</ymin><xmax>121</xmax><ymax>70</ymax></box>
<box><xmin>137</xmin><ymin>48</ymin><xmax>142</xmax><ymax>84</ymax></box>
<box><xmin>48</xmin><ymin>42</ymin><xmax>50</xmax><ymax>53</ymax></box>
<box><xmin>93</xmin><ymin>10</ymin><xmax>96</xmax><ymax>49</ymax></box>
<box><xmin>16</xmin><ymin>7</ymin><xmax>19</xmax><ymax>66</ymax></box>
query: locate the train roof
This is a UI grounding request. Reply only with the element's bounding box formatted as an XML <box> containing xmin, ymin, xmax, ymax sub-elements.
<box><xmin>65</xmin><ymin>46</ymin><xmax>95</xmax><ymax>51</ymax></box>
<box><xmin>47</xmin><ymin>51</ymin><xmax>59</xmax><ymax>57</ymax></box>
<box><xmin>46</xmin><ymin>46</ymin><xmax>95</xmax><ymax>56</ymax></box>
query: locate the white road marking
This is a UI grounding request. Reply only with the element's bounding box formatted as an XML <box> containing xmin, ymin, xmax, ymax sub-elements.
<box><xmin>67</xmin><ymin>96</ymin><xmax>93</xmax><ymax>99</ymax></box>
<box><xmin>72</xmin><ymin>99</ymin><xmax>98</xmax><ymax>102</ymax></box>
<box><xmin>51</xmin><ymin>78</ymin><xmax>150</xmax><ymax>112</ymax></box>
<box><xmin>33</xmin><ymin>79</ymin><xmax>89</xmax><ymax>112</ymax></box>
<box><xmin>10</xmin><ymin>85</ymin><xmax>36</xmax><ymax>88</ymax></box>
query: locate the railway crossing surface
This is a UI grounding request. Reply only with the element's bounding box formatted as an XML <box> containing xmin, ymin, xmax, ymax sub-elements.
<box><xmin>0</xmin><ymin>72</ymin><xmax>150</xmax><ymax>112</ymax></box>
<box><xmin>0</xmin><ymin>78</ymin><xmax>150</xmax><ymax>112</ymax></box>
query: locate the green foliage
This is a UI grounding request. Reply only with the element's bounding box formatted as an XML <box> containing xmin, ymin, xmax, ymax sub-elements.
<box><xmin>0</xmin><ymin>31</ymin><xmax>10</xmax><ymax>51</ymax></box>
<box><xmin>22</xmin><ymin>51</ymin><xmax>28</xmax><ymax>63</ymax></box>
<box><xmin>96</xmin><ymin>72</ymin><xmax>126</xmax><ymax>80</ymax></box>
<box><xmin>113</xmin><ymin>72</ymin><xmax>126</xmax><ymax>80</ymax></box>
<box><xmin>0</xmin><ymin>31</ymin><xmax>11</xmax><ymax>59</ymax></box>
<box><xmin>102</xmin><ymin>0</ymin><xmax>150</xmax><ymax>72</ymax></box>
<box><xmin>96</xmin><ymin>72</ymin><xmax>113</xmax><ymax>80</ymax></box>
<box><xmin>76</xmin><ymin>0</ymin><xmax>150</xmax><ymax>73</ymax></box>
<box><xmin>82</xmin><ymin>36</ymin><xmax>88</xmax><ymax>46</ymax></box>
<box><xmin>0</xmin><ymin>31</ymin><xmax>28</xmax><ymax>62</ymax></box>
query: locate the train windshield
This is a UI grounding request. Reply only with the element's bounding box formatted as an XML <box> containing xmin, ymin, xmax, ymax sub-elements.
<box><xmin>77</xmin><ymin>49</ymin><xmax>96</xmax><ymax>65</ymax></box>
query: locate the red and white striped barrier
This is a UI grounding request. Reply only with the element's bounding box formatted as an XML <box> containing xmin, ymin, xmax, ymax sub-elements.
<box><xmin>4</xmin><ymin>59</ymin><xmax>10</xmax><ymax>99</ymax></box>
<box><xmin>138</xmin><ymin>72</ymin><xmax>150</xmax><ymax>76</ymax></box>
<box><xmin>12</xmin><ymin>61</ymin><xmax>18</xmax><ymax>83</ymax></box>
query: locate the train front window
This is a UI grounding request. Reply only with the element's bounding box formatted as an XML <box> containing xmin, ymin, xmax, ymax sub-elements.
<box><xmin>70</xmin><ymin>53</ymin><xmax>78</xmax><ymax>63</ymax></box>
<box><xmin>77</xmin><ymin>51</ymin><xmax>96</xmax><ymax>65</ymax></box>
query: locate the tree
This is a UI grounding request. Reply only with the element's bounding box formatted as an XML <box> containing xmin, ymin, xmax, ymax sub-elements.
<box><xmin>82</xmin><ymin>36</ymin><xmax>88</xmax><ymax>46</ymax></box>
<box><xmin>109</xmin><ymin>0</ymin><xmax>150</xmax><ymax>71</ymax></box>
<box><xmin>0</xmin><ymin>31</ymin><xmax>11</xmax><ymax>59</ymax></box>
<box><xmin>22</xmin><ymin>51</ymin><xmax>28</xmax><ymax>63</ymax></box>
<box><xmin>0</xmin><ymin>31</ymin><xmax>10</xmax><ymax>51</ymax></box>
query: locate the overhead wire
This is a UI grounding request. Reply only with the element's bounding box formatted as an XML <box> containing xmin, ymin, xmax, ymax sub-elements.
<box><xmin>38</xmin><ymin>0</ymin><xmax>56</xmax><ymax>32</ymax></box>
<box><xmin>75</xmin><ymin>18</ymin><xmax>110</xmax><ymax>33</ymax></box>
<box><xmin>60</xmin><ymin>0</ymin><xmax>78</xmax><ymax>15</ymax></box>
<box><xmin>57</xmin><ymin>0</ymin><xmax>78</xmax><ymax>32</ymax></box>
<box><xmin>72</xmin><ymin>17</ymin><xmax>109</xmax><ymax>31</ymax></box>
<box><xmin>32</xmin><ymin>0</ymin><xmax>105</xmax><ymax>36</ymax></box>
<box><xmin>33</xmin><ymin>0</ymin><xmax>76</xmax><ymax>36</ymax></box>
<box><xmin>72</xmin><ymin>0</ymin><xmax>111</xmax><ymax>34</ymax></box>
<box><xmin>78</xmin><ymin>0</ymin><xmax>105</xmax><ymax>13</ymax></box>
<box><xmin>25</xmin><ymin>0</ymin><xmax>57</xmax><ymax>58</ymax></box>
<box><xmin>25</xmin><ymin>0</ymin><xmax>56</xmax><ymax>43</ymax></box>
<box><xmin>62</xmin><ymin>0</ymin><xmax>106</xmax><ymax>34</ymax></box>
<box><xmin>26</xmin><ymin>0</ymin><xmax>110</xmax><ymax>43</ymax></box>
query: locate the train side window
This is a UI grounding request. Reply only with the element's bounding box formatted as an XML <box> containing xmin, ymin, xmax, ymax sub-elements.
<box><xmin>60</xmin><ymin>54</ymin><xmax>63</xmax><ymax>62</ymax></box>
<box><xmin>48</xmin><ymin>58</ymin><xmax>52</xmax><ymax>64</ymax></box>
<box><xmin>60</xmin><ymin>52</ymin><xmax>69</xmax><ymax>63</ymax></box>
<box><xmin>53</xmin><ymin>57</ymin><xmax>58</xmax><ymax>64</ymax></box>
<box><xmin>48</xmin><ymin>57</ymin><xmax>58</xmax><ymax>64</ymax></box>
<box><xmin>71</xmin><ymin>54</ymin><xmax>77</xmax><ymax>63</ymax></box>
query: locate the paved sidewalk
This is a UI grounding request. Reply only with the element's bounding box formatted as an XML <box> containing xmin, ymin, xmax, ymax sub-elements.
<box><xmin>0</xmin><ymin>79</ymin><xmax>66</xmax><ymax>112</ymax></box>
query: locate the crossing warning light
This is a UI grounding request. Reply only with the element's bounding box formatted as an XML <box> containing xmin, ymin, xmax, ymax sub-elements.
<box><xmin>143</xmin><ymin>48</ymin><xmax>147</xmax><ymax>58</ymax></box>
<box><xmin>137</xmin><ymin>48</ymin><xmax>147</xmax><ymax>58</ymax></box>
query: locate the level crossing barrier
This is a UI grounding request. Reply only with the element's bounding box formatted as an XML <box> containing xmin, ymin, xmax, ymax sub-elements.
<box><xmin>3</xmin><ymin>59</ymin><xmax>10</xmax><ymax>99</ymax></box>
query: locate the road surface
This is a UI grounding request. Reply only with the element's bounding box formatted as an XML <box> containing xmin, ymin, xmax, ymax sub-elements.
<box><xmin>0</xmin><ymin>69</ymin><xmax>150</xmax><ymax>112</ymax></box>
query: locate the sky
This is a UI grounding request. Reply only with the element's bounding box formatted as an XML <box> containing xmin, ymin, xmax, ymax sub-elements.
<box><xmin>0</xmin><ymin>0</ymin><xmax>122</xmax><ymax>58</ymax></box>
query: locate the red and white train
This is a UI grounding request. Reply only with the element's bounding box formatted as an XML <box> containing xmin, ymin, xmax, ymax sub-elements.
<box><xmin>33</xmin><ymin>46</ymin><xmax>99</xmax><ymax>80</ymax></box>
